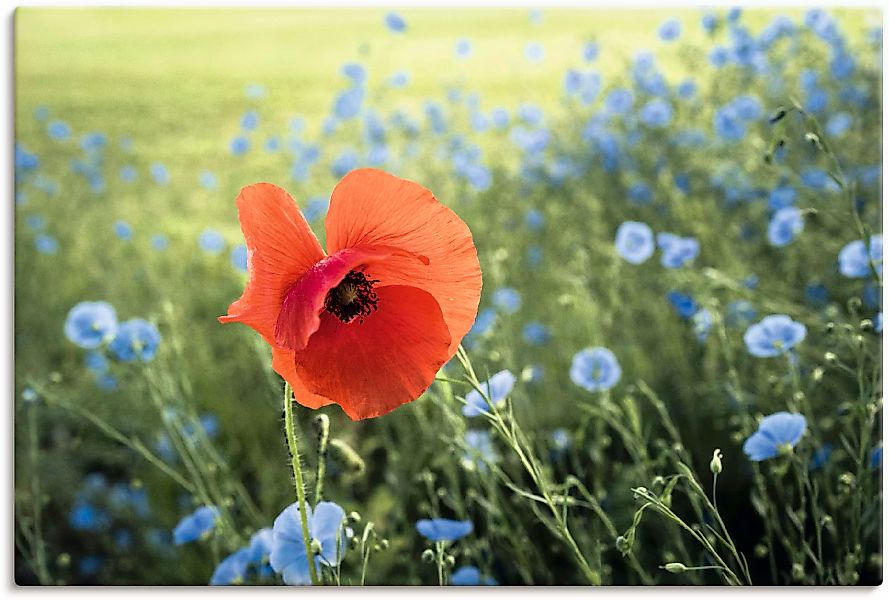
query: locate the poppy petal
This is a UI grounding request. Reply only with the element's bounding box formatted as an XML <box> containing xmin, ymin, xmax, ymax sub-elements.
<box><xmin>274</xmin><ymin>245</ymin><xmax>428</xmax><ymax>352</ymax></box>
<box><xmin>293</xmin><ymin>285</ymin><xmax>452</xmax><ymax>420</ymax></box>
<box><xmin>219</xmin><ymin>183</ymin><xmax>325</xmax><ymax>345</ymax></box>
<box><xmin>325</xmin><ymin>169</ymin><xmax>482</xmax><ymax>354</ymax></box>
<box><xmin>271</xmin><ymin>347</ymin><xmax>334</xmax><ymax>410</ymax></box>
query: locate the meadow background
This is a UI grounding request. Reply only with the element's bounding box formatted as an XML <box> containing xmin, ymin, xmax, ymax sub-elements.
<box><xmin>14</xmin><ymin>7</ymin><xmax>883</xmax><ymax>586</ymax></box>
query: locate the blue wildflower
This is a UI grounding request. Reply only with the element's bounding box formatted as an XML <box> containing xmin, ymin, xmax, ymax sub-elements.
<box><xmin>25</xmin><ymin>214</ymin><xmax>45</xmax><ymax>231</ymax></box>
<box><xmin>230</xmin><ymin>136</ymin><xmax>250</xmax><ymax>155</ymax></box>
<box><xmin>743</xmin><ymin>412</ymin><xmax>807</xmax><ymax>461</ymax></box>
<box><xmin>241</xmin><ymin>110</ymin><xmax>259</xmax><ymax>131</ymax></box>
<box><xmin>384</xmin><ymin>12</ymin><xmax>406</xmax><ymax>33</ymax></box>
<box><xmin>870</xmin><ymin>446</ymin><xmax>882</xmax><ymax>469</ymax></box>
<box><xmin>341</xmin><ymin>63</ymin><xmax>367</xmax><ymax>85</ymax></box>
<box><xmin>657</xmin><ymin>233</ymin><xmax>699</xmax><ymax>268</ymax></box>
<box><xmin>173</xmin><ymin>506</ymin><xmax>220</xmax><ymax>545</ymax></box>
<box><xmin>677</xmin><ymin>79</ymin><xmax>697</xmax><ymax>99</ymax></box>
<box><xmin>109</xmin><ymin>319</ymin><xmax>161</xmax><ymax>362</ymax></box>
<box><xmin>767</xmin><ymin>207</ymin><xmax>804</xmax><ymax>247</ymax></box>
<box><xmin>389</xmin><ymin>71</ymin><xmax>410</xmax><ymax>88</ymax></box>
<box><xmin>114</xmin><ymin>220</ymin><xmax>133</xmax><ymax>241</ymax></box>
<box><xmin>714</xmin><ymin>105</ymin><xmax>746</xmax><ymax>141</ymax></box>
<box><xmin>199</xmin><ymin>170</ymin><xmax>217</xmax><ymax>190</ymax></box>
<box><xmin>615</xmin><ymin>221</ymin><xmax>655</xmax><ymax>265</ymax></box>
<box><xmin>35</xmin><ymin>234</ymin><xmax>58</xmax><ymax>255</ymax></box>
<box><xmin>69</xmin><ymin>501</ymin><xmax>110</xmax><ymax>531</ymax></box>
<box><xmin>604</xmin><ymin>89</ymin><xmax>633</xmax><ymax>115</ymax></box>
<box><xmin>810</xmin><ymin>444</ymin><xmax>833</xmax><ymax>471</ymax></box>
<box><xmin>570</xmin><ymin>347</ymin><xmax>621</xmax><ymax>393</ymax></box>
<box><xmin>743</xmin><ymin>314</ymin><xmax>806</xmax><ymax>357</ymax></box>
<box><xmin>416</xmin><ymin>519</ymin><xmax>473</xmax><ymax>543</ymax></box>
<box><xmin>692</xmin><ymin>309</ymin><xmax>713</xmax><ymax>342</ymax></box>
<box><xmin>85</xmin><ymin>351</ymin><xmax>108</xmax><ymax>375</ymax></box>
<box><xmin>838</xmin><ymin>235</ymin><xmax>882</xmax><ymax>278</ymax></box>
<box><xmin>493</xmin><ymin>287</ymin><xmax>521</xmax><ymax>314</ymax></box>
<box><xmin>65</xmin><ymin>301</ymin><xmax>118</xmax><ymax>349</ymax></box>
<box><xmin>231</xmin><ymin>244</ymin><xmax>248</xmax><ymax>271</ymax></box>
<box><xmin>119</xmin><ymin>165</ymin><xmax>137</xmax><ymax>182</ymax></box>
<box><xmin>667</xmin><ymin>291</ymin><xmax>698</xmax><ymax>319</ymax></box>
<box><xmin>302</xmin><ymin>197</ymin><xmax>329</xmax><ymax>222</ymax></box>
<box><xmin>79</xmin><ymin>556</ymin><xmax>103</xmax><ymax>577</ymax></box>
<box><xmin>658</xmin><ymin>19</ymin><xmax>682</xmax><ymax>41</ymax></box>
<box><xmin>768</xmin><ymin>186</ymin><xmax>796</xmax><ymax>211</ymax></box>
<box><xmin>639</xmin><ymin>99</ymin><xmax>672</xmax><ymax>128</ymax></box>
<box><xmin>463</xmin><ymin>430</ymin><xmax>497</xmax><ymax>470</ymax></box>
<box><xmin>876</xmin><ymin>312</ymin><xmax>883</xmax><ymax>333</ymax></box>
<box><xmin>522</xmin><ymin>322</ymin><xmax>551</xmax><ymax>346</ymax></box>
<box><xmin>463</xmin><ymin>370</ymin><xmax>517</xmax><ymax>417</ymax></box>
<box><xmin>628</xmin><ymin>182</ymin><xmax>653</xmax><ymax>204</ymax></box>
<box><xmin>825</xmin><ymin>113</ymin><xmax>852</xmax><ymax>138</ymax></box>
<box><xmin>199</xmin><ymin>229</ymin><xmax>226</xmax><ymax>255</ymax></box>
<box><xmin>701</xmin><ymin>13</ymin><xmax>718</xmax><ymax>33</ymax></box>
<box><xmin>333</xmin><ymin>87</ymin><xmax>364</xmax><ymax>120</ymax></box>
<box><xmin>455</xmin><ymin>38</ymin><xmax>473</xmax><ymax>58</ymax></box>
<box><xmin>525</xmin><ymin>209</ymin><xmax>545</xmax><ymax>231</ymax></box>
<box><xmin>48</xmin><ymin>120</ymin><xmax>71</xmax><ymax>140</ymax></box>
<box><xmin>726</xmin><ymin>300</ymin><xmax>757</xmax><ymax>327</ymax></box>
<box><xmin>150</xmin><ymin>163</ymin><xmax>170</xmax><ymax>185</ymax></box>
<box><xmin>210</xmin><ymin>548</ymin><xmax>252</xmax><ymax>585</ymax></box>
<box><xmin>582</xmin><ymin>41</ymin><xmax>599</xmax><ymax>61</ymax></box>
<box><xmin>331</xmin><ymin>150</ymin><xmax>359</xmax><ymax>178</ymax></box>
<box><xmin>270</xmin><ymin>501</ymin><xmax>347</xmax><ymax>585</ymax></box>
<box><xmin>151</xmin><ymin>234</ymin><xmax>169</xmax><ymax>251</ymax></box>
<box><xmin>525</xmin><ymin>42</ymin><xmax>545</xmax><ymax>62</ymax></box>
<box><xmin>451</xmin><ymin>566</ymin><xmax>498</xmax><ymax>585</ymax></box>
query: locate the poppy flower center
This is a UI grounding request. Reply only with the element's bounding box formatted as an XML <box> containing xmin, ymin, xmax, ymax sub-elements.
<box><xmin>324</xmin><ymin>270</ymin><xmax>380</xmax><ymax>323</ymax></box>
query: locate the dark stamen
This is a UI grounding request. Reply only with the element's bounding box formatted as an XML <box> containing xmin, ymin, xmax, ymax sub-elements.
<box><xmin>324</xmin><ymin>270</ymin><xmax>380</xmax><ymax>323</ymax></box>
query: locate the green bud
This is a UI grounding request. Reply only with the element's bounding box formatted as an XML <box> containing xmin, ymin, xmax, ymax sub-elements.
<box><xmin>379</xmin><ymin>538</ymin><xmax>390</xmax><ymax>550</ymax></box>
<box><xmin>860</xmin><ymin>319</ymin><xmax>873</xmax><ymax>332</ymax></box>
<box><xmin>310</xmin><ymin>538</ymin><xmax>323</xmax><ymax>555</ymax></box>
<box><xmin>710</xmin><ymin>449</ymin><xmax>723</xmax><ymax>475</ymax></box>
<box><xmin>754</xmin><ymin>544</ymin><xmax>768</xmax><ymax>558</ymax></box>
<box><xmin>56</xmin><ymin>553</ymin><xmax>71</xmax><ymax>568</ymax></box>
<box><xmin>825</xmin><ymin>321</ymin><xmax>836</xmax><ymax>334</ymax></box>
<box><xmin>347</xmin><ymin>511</ymin><xmax>361</xmax><ymax>524</ymax></box>
<box><xmin>663</xmin><ymin>562</ymin><xmax>687</xmax><ymax>574</ymax></box>
<box><xmin>791</xmin><ymin>563</ymin><xmax>805</xmax><ymax>581</ymax></box>
<box><xmin>329</xmin><ymin>438</ymin><xmax>365</xmax><ymax>474</ymax></box>
<box><xmin>824</xmin><ymin>352</ymin><xmax>838</xmax><ymax>365</ymax></box>
<box><xmin>421</xmin><ymin>549</ymin><xmax>435</xmax><ymax>563</ymax></box>
<box><xmin>804</xmin><ymin>132</ymin><xmax>823</xmax><ymax>149</ymax></box>
<box><xmin>313</xmin><ymin>414</ymin><xmax>330</xmax><ymax>439</ymax></box>
<box><xmin>812</xmin><ymin>367</ymin><xmax>824</xmax><ymax>382</ymax></box>
<box><xmin>445</xmin><ymin>555</ymin><xmax>456</xmax><ymax>568</ymax></box>
<box><xmin>615</xmin><ymin>535</ymin><xmax>629</xmax><ymax>554</ymax></box>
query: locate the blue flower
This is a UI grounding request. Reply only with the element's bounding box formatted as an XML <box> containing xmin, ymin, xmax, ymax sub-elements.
<box><xmin>85</xmin><ymin>351</ymin><xmax>108</xmax><ymax>374</ymax></box>
<box><xmin>468</xmin><ymin>307</ymin><xmax>497</xmax><ymax>338</ymax></box>
<box><xmin>48</xmin><ymin>120</ymin><xmax>71</xmax><ymax>140</ymax></box>
<box><xmin>15</xmin><ymin>143</ymin><xmax>40</xmax><ymax>172</ymax></box>
<box><xmin>109</xmin><ymin>319</ymin><xmax>161</xmax><ymax>362</ymax></box>
<box><xmin>639</xmin><ymin>99</ymin><xmax>672</xmax><ymax>128</ymax></box>
<box><xmin>525</xmin><ymin>42</ymin><xmax>545</xmax><ymax>62</ymax></box>
<box><xmin>79</xmin><ymin>555</ymin><xmax>103</xmax><ymax>577</ymax></box>
<box><xmin>582</xmin><ymin>42</ymin><xmax>599</xmax><ymax>61</ymax></box>
<box><xmin>114</xmin><ymin>220</ymin><xmax>133</xmax><ymax>241</ymax></box>
<box><xmin>493</xmin><ymin>287</ymin><xmax>521</xmax><ymax>314</ymax></box>
<box><xmin>451</xmin><ymin>566</ymin><xmax>498</xmax><ymax>585</ymax></box>
<box><xmin>570</xmin><ymin>347</ymin><xmax>621</xmax><ymax>392</ymax></box>
<box><xmin>199</xmin><ymin>170</ymin><xmax>217</xmax><ymax>190</ymax></box>
<box><xmin>119</xmin><ymin>165</ymin><xmax>137</xmax><ymax>182</ymax></box>
<box><xmin>230</xmin><ymin>136</ymin><xmax>250</xmax><ymax>155</ymax></box>
<box><xmin>333</xmin><ymin>87</ymin><xmax>364</xmax><ymax>120</ymax></box>
<box><xmin>876</xmin><ymin>312</ymin><xmax>883</xmax><ymax>333</ymax></box>
<box><xmin>615</xmin><ymin>221</ymin><xmax>654</xmax><ymax>265</ymax></box>
<box><xmin>151</xmin><ymin>234</ymin><xmax>169</xmax><ymax>251</ymax></box>
<box><xmin>389</xmin><ymin>71</ymin><xmax>410</xmax><ymax>87</ymax></box>
<box><xmin>416</xmin><ymin>518</ymin><xmax>473</xmax><ymax>543</ymax></box>
<box><xmin>701</xmin><ymin>13</ymin><xmax>718</xmax><ymax>33</ymax></box>
<box><xmin>743</xmin><ymin>314</ymin><xmax>806</xmax><ymax>357</ymax></box>
<box><xmin>231</xmin><ymin>244</ymin><xmax>248</xmax><ymax>271</ymax></box>
<box><xmin>726</xmin><ymin>300</ymin><xmax>757</xmax><ymax>327</ymax></box>
<box><xmin>525</xmin><ymin>209</ymin><xmax>545</xmax><ymax>231</ymax></box>
<box><xmin>628</xmin><ymin>182</ymin><xmax>653</xmax><ymax>204</ymax></box>
<box><xmin>743</xmin><ymin>412</ymin><xmax>807</xmax><ymax>461</ymax></box>
<box><xmin>463</xmin><ymin>430</ymin><xmax>497</xmax><ymax>470</ymax></box>
<box><xmin>341</xmin><ymin>63</ymin><xmax>367</xmax><ymax>85</ymax></box>
<box><xmin>830</xmin><ymin>51</ymin><xmax>855</xmax><ymax>79</ymax></box>
<box><xmin>270</xmin><ymin>501</ymin><xmax>347</xmax><ymax>585</ymax></box>
<box><xmin>658</xmin><ymin>19</ymin><xmax>682</xmax><ymax>41</ymax></box>
<box><xmin>551</xmin><ymin>428</ymin><xmax>571</xmax><ymax>452</ymax></box>
<box><xmin>302</xmin><ymin>197</ymin><xmax>329</xmax><ymax>222</ymax></box>
<box><xmin>714</xmin><ymin>106</ymin><xmax>746</xmax><ymax>141</ymax></box>
<box><xmin>384</xmin><ymin>12</ymin><xmax>406</xmax><ymax>33</ymax></box>
<box><xmin>523</xmin><ymin>322</ymin><xmax>551</xmax><ymax>346</ymax></box>
<box><xmin>768</xmin><ymin>207</ymin><xmax>804</xmax><ymax>247</ymax></box>
<box><xmin>241</xmin><ymin>110</ymin><xmax>259</xmax><ymax>131</ymax></box>
<box><xmin>604</xmin><ymin>89</ymin><xmax>633</xmax><ymax>115</ymax></box>
<box><xmin>199</xmin><ymin>228</ymin><xmax>226</xmax><ymax>254</ymax></box>
<box><xmin>35</xmin><ymin>234</ymin><xmax>58</xmax><ymax>255</ymax></box>
<box><xmin>731</xmin><ymin>95</ymin><xmax>762</xmax><ymax>120</ymax></box>
<box><xmin>65</xmin><ymin>301</ymin><xmax>118</xmax><ymax>349</ymax></box>
<box><xmin>825</xmin><ymin>113</ymin><xmax>852</xmax><ymax>138</ymax></box>
<box><xmin>657</xmin><ymin>233</ymin><xmax>699</xmax><ymax>268</ymax></box>
<box><xmin>69</xmin><ymin>500</ymin><xmax>111</xmax><ymax>531</ymax></box>
<box><xmin>870</xmin><ymin>446</ymin><xmax>883</xmax><ymax>469</ymax></box>
<box><xmin>768</xmin><ymin>186</ymin><xmax>796</xmax><ymax>211</ymax></box>
<box><xmin>455</xmin><ymin>38</ymin><xmax>473</xmax><ymax>58</ymax></box>
<box><xmin>838</xmin><ymin>235</ymin><xmax>882</xmax><ymax>278</ymax></box>
<box><xmin>667</xmin><ymin>291</ymin><xmax>698</xmax><ymax>319</ymax></box>
<box><xmin>173</xmin><ymin>505</ymin><xmax>220</xmax><ymax>545</ymax></box>
<box><xmin>331</xmin><ymin>150</ymin><xmax>359</xmax><ymax>178</ymax></box>
<box><xmin>463</xmin><ymin>370</ymin><xmax>517</xmax><ymax>417</ymax></box>
<box><xmin>210</xmin><ymin>548</ymin><xmax>252</xmax><ymax>585</ymax></box>
<box><xmin>677</xmin><ymin>79</ymin><xmax>697</xmax><ymax>99</ymax></box>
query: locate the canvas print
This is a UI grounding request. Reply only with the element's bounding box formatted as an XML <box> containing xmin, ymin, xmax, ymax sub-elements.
<box><xmin>13</xmin><ymin>5</ymin><xmax>883</xmax><ymax>586</ymax></box>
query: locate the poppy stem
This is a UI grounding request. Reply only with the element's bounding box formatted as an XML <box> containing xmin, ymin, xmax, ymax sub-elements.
<box><xmin>282</xmin><ymin>382</ymin><xmax>320</xmax><ymax>586</ymax></box>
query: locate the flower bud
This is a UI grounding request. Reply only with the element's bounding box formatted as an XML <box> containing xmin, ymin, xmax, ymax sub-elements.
<box><xmin>310</xmin><ymin>538</ymin><xmax>323</xmax><ymax>555</ymax></box>
<box><xmin>329</xmin><ymin>439</ymin><xmax>365</xmax><ymax>474</ymax></box>
<box><xmin>824</xmin><ymin>352</ymin><xmax>838</xmax><ymax>365</ymax></box>
<box><xmin>445</xmin><ymin>555</ymin><xmax>456</xmax><ymax>568</ymax></box>
<box><xmin>791</xmin><ymin>563</ymin><xmax>805</xmax><ymax>581</ymax></box>
<box><xmin>347</xmin><ymin>511</ymin><xmax>361</xmax><ymax>524</ymax></box>
<box><xmin>710</xmin><ymin>449</ymin><xmax>723</xmax><ymax>475</ymax></box>
<box><xmin>421</xmin><ymin>549</ymin><xmax>435</xmax><ymax>563</ymax></box>
<box><xmin>615</xmin><ymin>535</ymin><xmax>629</xmax><ymax>554</ymax></box>
<box><xmin>663</xmin><ymin>562</ymin><xmax>687</xmax><ymax>574</ymax></box>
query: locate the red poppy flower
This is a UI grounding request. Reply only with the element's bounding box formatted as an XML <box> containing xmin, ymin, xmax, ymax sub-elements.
<box><xmin>219</xmin><ymin>169</ymin><xmax>482</xmax><ymax>420</ymax></box>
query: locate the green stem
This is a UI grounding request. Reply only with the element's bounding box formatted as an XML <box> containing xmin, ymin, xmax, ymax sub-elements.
<box><xmin>283</xmin><ymin>383</ymin><xmax>320</xmax><ymax>586</ymax></box>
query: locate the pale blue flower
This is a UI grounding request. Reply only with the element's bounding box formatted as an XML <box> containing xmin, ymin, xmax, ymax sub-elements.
<box><xmin>463</xmin><ymin>370</ymin><xmax>517</xmax><ymax>417</ymax></box>
<box><xmin>743</xmin><ymin>314</ymin><xmax>806</xmax><ymax>357</ymax></box>
<box><xmin>570</xmin><ymin>347</ymin><xmax>621</xmax><ymax>392</ymax></box>
<box><xmin>743</xmin><ymin>412</ymin><xmax>807</xmax><ymax>461</ymax></box>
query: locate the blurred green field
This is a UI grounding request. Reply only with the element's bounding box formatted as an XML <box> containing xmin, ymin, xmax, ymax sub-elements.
<box><xmin>14</xmin><ymin>7</ymin><xmax>883</xmax><ymax>586</ymax></box>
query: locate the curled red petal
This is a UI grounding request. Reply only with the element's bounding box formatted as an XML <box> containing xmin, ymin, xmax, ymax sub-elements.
<box><xmin>219</xmin><ymin>183</ymin><xmax>325</xmax><ymax>345</ymax></box>
<box><xmin>271</xmin><ymin>347</ymin><xmax>334</xmax><ymax>410</ymax></box>
<box><xmin>325</xmin><ymin>169</ymin><xmax>482</xmax><ymax>355</ymax></box>
<box><xmin>292</xmin><ymin>285</ymin><xmax>452</xmax><ymax>420</ymax></box>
